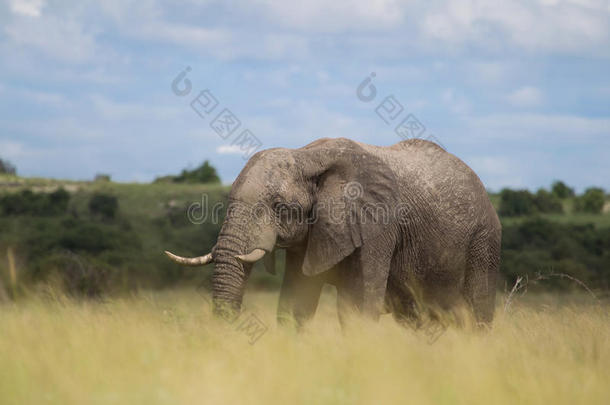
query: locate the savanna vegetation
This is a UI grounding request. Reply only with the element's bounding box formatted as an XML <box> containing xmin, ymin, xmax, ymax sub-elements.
<box><xmin>0</xmin><ymin>289</ymin><xmax>607</xmax><ymax>404</ymax></box>
<box><xmin>0</xmin><ymin>160</ymin><xmax>608</xmax><ymax>404</ymax></box>
<box><xmin>1</xmin><ymin>163</ymin><xmax>608</xmax><ymax>297</ymax></box>
<box><xmin>154</xmin><ymin>160</ymin><xmax>221</xmax><ymax>184</ymax></box>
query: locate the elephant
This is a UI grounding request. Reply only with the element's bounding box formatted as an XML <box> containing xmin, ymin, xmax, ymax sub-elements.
<box><xmin>165</xmin><ymin>137</ymin><xmax>502</xmax><ymax>328</ymax></box>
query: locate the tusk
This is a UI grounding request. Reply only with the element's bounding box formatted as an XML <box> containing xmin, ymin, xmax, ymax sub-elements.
<box><xmin>235</xmin><ymin>249</ymin><xmax>266</xmax><ymax>263</ymax></box>
<box><xmin>164</xmin><ymin>251</ymin><xmax>213</xmax><ymax>266</ymax></box>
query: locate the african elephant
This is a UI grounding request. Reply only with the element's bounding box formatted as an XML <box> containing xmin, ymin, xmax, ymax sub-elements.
<box><xmin>165</xmin><ymin>138</ymin><xmax>501</xmax><ymax>328</ymax></box>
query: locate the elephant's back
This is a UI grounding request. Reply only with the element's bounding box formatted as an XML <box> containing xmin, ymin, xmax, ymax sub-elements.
<box><xmin>390</xmin><ymin>138</ymin><xmax>446</xmax><ymax>153</ymax></box>
<box><xmin>383</xmin><ymin>139</ymin><xmax>499</xmax><ymax>232</ymax></box>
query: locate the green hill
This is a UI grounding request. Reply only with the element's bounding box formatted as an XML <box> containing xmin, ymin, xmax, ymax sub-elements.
<box><xmin>0</xmin><ymin>175</ymin><xmax>240</xmax><ymax>297</ymax></box>
<box><xmin>0</xmin><ymin>174</ymin><xmax>608</xmax><ymax>297</ymax></box>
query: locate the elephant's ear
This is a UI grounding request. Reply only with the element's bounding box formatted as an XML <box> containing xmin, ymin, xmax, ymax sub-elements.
<box><xmin>299</xmin><ymin>142</ymin><xmax>399</xmax><ymax>276</ymax></box>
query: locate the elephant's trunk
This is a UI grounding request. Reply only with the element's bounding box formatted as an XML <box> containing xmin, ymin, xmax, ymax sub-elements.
<box><xmin>165</xmin><ymin>201</ymin><xmax>275</xmax><ymax>317</ymax></box>
<box><xmin>210</xmin><ymin>222</ymin><xmax>253</xmax><ymax>315</ymax></box>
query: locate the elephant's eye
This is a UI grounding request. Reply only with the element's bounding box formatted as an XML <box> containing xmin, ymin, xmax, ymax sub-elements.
<box><xmin>272</xmin><ymin>199</ymin><xmax>283</xmax><ymax>212</ymax></box>
<box><xmin>273</xmin><ymin>200</ymin><xmax>304</xmax><ymax>223</ymax></box>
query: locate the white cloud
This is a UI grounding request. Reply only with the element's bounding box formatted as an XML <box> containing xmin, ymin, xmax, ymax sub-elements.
<box><xmin>4</xmin><ymin>16</ymin><xmax>99</xmax><ymax>63</ymax></box>
<box><xmin>468</xmin><ymin>61</ymin><xmax>513</xmax><ymax>84</ymax></box>
<box><xmin>216</xmin><ymin>145</ymin><xmax>243</xmax><ymax>154</ymax></box>
<box><xmin>255</xmin><ymin>0</ymin><xmax>404</xmax><ymax>32</ymax></box>
<box><xmin>469</xmin><ymin>156</ymin><xmax>512</xmax><ymax>176</ymax></box>
<box><xmin>421</xmin><ymin>0</ymin><xmax>610</xmax><ymax>53</ymax></box>
<box><xmin>442</xmin><ymin>88</ymin><xmax>471</xmax><ymax>115</ymax></box>
<box><xmin>2</xmin><ymin>0</ymin><xmax>609</xmax><ymax>69</ymax></box>
<box><xmin>8</xmin><ymin>87</ymin><xmax>66</xmax><ymax>106</ymax></box>
<box><xmin>507</xmin><ymin>86</ymin><xmax>544</xmax><ymax>107</ymax></box>
<box><xmin>0</xmin><ymin>116</ymin><xmax>106</xmax><ymax>141</ymax></box>
<box><xmin>0</xmin><ymin>140</ymin><xmax>26</xmax><ymax>158</ymax></box>
<box><xmin>466</xmin><ymin>155</ymin><xmax>525</xmax><ymax>190</ymax></box>
<box><xmin>90</xmin><ymin>95</ymin><xmax>182</xmax><ymax>121</ymax></box>
<box><xmin>9</xmin><ymin>0</ymin><xmax>45</xmax><ymax>17</ymax></box>
<box><xmin>471</xmin><ymin>113</ymin><xmax>610</xmax><ymax>139</ymax></box>
<box><xmin>125</xmin><ymin>21</ymin><xmax>230</xmax><ymax>50</ymax></box>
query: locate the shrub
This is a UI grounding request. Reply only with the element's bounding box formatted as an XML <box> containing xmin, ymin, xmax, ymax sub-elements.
<box><xmin>551</xmin><ymin>181</ymin><xmax>575</xmax><ymax>199</ymax></box>
<box><xmin>499</xmin><ymin>188</ymin><xmax>565</xmax><ymax>217</ymax></box>
<box><xmin>0</xmin><ymin>188</ymin><xmax>70</xmax><ymax>216</ymax></box>
<box><xmin>534</xmin><ymin>189</ymin><xmax>563</xmax><ymax>214</ymax></box>
<box><xmin>501</xmin><ymin>217</ymin><xmax>610</xmax><ymax>290</ymax></box>
<box><xmin>88</xmin><ymin>193</ymin><xmax>119</xmax><ymax>220</ymax></box>
<box><xmin>0</xmin><ymin>158</ymin><xmax>16</xmax><ymax>175</ymax></box>
<box><xmin>45</xmin><ymin>188</ymin><xmax>70</xmax><ymax>215</ymax></box>
<box><xmin>499</xmin><ymin>189</ymin><xmax>537</xmax><ymax>217</ymax></box>
<box><xmin>59</xmin><ymin>222</ymin><xmax>115</xmax><ymax>253</ymax></box>
<box><xmin>574</xmin><ymin>188</ymin><xmax>605</xmax><ymax>214</ymax></box>
<box><xmin>9</xmin><ymin>214</ymin><xmax>143</xmax><ymax>295</ymax></box>
<box><xmin>53</xmin><ymin>252</ymin><xmax>112</xmax><ymax>298</ymax></box>
<box><xmin>0</xmin><ymin>190</ymin><xmax>34</xmax><ymax>215</ymax></box>
<box><xmin>155</xmin><ymin>161</ymin><xmax>221</xmax><ymax>184</ymax></box>
<box><xmin>94</xmin><ymin>174</ymin><xmax>111</xmax><ymax>182</ymax></box>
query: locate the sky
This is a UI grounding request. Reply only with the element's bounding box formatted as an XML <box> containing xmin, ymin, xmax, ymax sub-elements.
<box><xmin>0</xmin><ymin>0</ymin><xmax>609</xmax><ymax>192</ymax></box>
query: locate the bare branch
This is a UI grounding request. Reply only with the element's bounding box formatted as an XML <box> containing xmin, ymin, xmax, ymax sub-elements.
<box><xmin>504</xmin><ymin>271</ymin><xmax>599</xmax><ymax>313</ymax></box>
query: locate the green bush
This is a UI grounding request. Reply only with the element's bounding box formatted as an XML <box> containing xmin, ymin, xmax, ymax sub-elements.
<box><xmin>88</xmin><ymin>193</ymin><xmax>119</xmax><ymax>220</ymax></box>
<box><xmin>0</xmin><ymin>211</ymin><xmax>142</xmax><ymax>295</ymax></box>
<box><xmin>551</xmin><ymin>181</ymin><xmax>575</xmax><ymax>199</ymax></box>
<box><xmin>94</xmin><ymin>174</ymin><xmax>112</xmax><ymax>182</ymax></box>
<box><xmin>46</xmin><ymin>189</ymin><xmax>70</xmax><ymax>215</ymax></box>
<box><xmin>502</xmin><ymin>217</ymin><xmax>610</xmax><ymax>290</ymax></box>
<box><xmin>499</xmin><ymin>189</ymin><xmax>537</xmax><ymax>217</ymax></box>
<box><xmin>574</xmin><ymin>188</ymin><xmax>605</xmax><ymax>214</ymax></box>
<box><xmin>0</xmin><ymin>188</ymin><xmax>70</xmax><ymax>216</ymax></box>
<box><xmin>534</xmin><ymin>189</ymin><xmax>563</xmax><ymax>214</ymax></box>
<box><xmin>155</xmin><ymin>161</ymin><xmax>221</xmax><ymax>184</ymax></box>
<box><xmin>499</xmin><ymin>188</ymin><xmax>565</xmax><ymax>216</ymax></box>
<box><xmin>0</xmin><ymin>158</ymin><xmax>16</xmax><ymax>175</ymax></box>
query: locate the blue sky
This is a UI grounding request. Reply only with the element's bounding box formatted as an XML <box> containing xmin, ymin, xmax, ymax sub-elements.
<box><xmin>0</xmin><ymin>0</ymin><xmax>609</xmax><ymax>192</ymax></box>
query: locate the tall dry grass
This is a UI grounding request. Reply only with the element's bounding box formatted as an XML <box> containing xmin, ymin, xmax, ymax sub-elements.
<box><xmin>0</xmin><ymin>288</ymin><xmax>608</xmax><ymax>405</ymax></box>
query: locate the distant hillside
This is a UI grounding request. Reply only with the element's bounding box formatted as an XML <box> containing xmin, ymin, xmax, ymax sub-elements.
<box><xmin>0</xmin><ymin>174</ymin><xmax>609</xmax><ymax>297</ymax></box>
<box><xmin>0</xmin><ymin>175</ymin><xmax>239</xmax><ymax>297</ymax></box>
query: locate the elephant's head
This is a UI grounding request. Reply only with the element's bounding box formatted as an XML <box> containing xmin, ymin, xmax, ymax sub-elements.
<box><xmin>165</xmin><ymin>138</ymin><xmax>399</xmax><ymax>314</ymax></box>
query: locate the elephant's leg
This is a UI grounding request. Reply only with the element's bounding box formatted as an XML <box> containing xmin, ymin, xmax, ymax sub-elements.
<box><xmin>277</xmin><ymin>247</ymin><xmax>325</xmax><ymax>328</ymax></box>
<box><xmin>386</xmin><ymin>276</ymin><xmax>419</xmax><ymax>326</ymax></box>
<box><xmin>463</xmin><ymin>229</ymin><xmax>500</xmax><ymax>326</ymax></box>
<box><xmin>335</xmin><ymin>263</ymin><xmax>362</xmax><ymax>328</ymax></box>
<box><xmin>336</xmin><ymin>235</ymin><xmax>395</xmax><ymax>324</ymax></box>
<box><xmin>361</xmin><ymin>246</ymin><xmax>393</xmax><ymax>320</ymax></box>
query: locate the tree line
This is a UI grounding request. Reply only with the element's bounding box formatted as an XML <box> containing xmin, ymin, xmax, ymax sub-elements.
<box><xmin>499</xmin><ymin>181</ymin><xmax>606</xmax><ymax>216</ymax></box>
<box><xmin>0</xmin><ymin>160</ymin><xmax>608</xmax><ymax>296</ymax></box>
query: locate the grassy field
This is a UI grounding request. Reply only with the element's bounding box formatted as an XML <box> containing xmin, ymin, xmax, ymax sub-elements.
<box><xmin>0</xmin><ymin>288</ymin><xmax>608</xmax><ymax>405</ymax></box>
<box><xmin>1</xmin><ymin>175</ymin><xmax>608</xmax><ymax>404</ymax></box>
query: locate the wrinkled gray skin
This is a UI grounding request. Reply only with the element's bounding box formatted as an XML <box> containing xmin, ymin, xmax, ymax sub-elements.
<box><xmin>167</xmin><ymin>138</ymin><xmax>501</xmax><ymax>328</ymax></box>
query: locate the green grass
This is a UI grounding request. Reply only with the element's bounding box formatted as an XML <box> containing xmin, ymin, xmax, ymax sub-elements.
<box><xmin>500</xmin><ymin>212</ymin><xmax>610</xmax><ymax>227</ymax></box>
<box><xmin>0</xmin><ymin>173</ymin><xmax>230</xmax><ymax>216</ymax></box>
